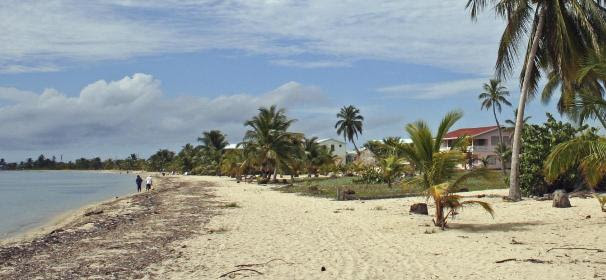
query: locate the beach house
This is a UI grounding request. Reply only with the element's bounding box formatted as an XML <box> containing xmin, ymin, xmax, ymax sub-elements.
<box><xmin>318</xmin><ymin>138</ymin><xmax>347</xmax><ymax>165</ymax></box>
<box><xmin>440</xmin><ymin>126</ymin><xmax>511</xmax><ymax>169</ymax></box>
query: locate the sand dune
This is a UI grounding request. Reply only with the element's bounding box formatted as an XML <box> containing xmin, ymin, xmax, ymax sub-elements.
<box><xmin>154</xmin><ymin>176</ymin><xmax>606</xmax><ymax>280</ymax></box>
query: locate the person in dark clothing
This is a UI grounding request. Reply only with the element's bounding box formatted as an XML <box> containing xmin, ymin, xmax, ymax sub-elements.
<box><xmin>136</xmin><ymin>175</ymin><xmax>143</xmax><ymax>192</ymax></box>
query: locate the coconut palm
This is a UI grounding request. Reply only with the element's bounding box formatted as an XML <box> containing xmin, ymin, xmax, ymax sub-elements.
<box><xmin>241</xmin><ymin>105</ymin><xmax>302</xmax><ymax>181</ymax></box>
<box><xmin>335</xmin><ymin>105</ymin><xmax>364</xmax><ymax>155</ymax></box>
<box><xmin>198</xmin><ymin>130</ymin><xmax>229</xmax><ymax>151</ymax></box>
<box><xmin>399</xmin><ymin>110</ymin><xmax>464</xmax><ymax>187</ymax></box>
<box><xmin>400</xmin><ymin>110</ymin><xmax>493</xmax><ymax>228</ymax></box>
<box><xmin>479</xmin><ymin>79</ymin><xmax>511</xmax><ymax>174</ymax></box>
<box><xmin>303</xmin><ymin>137</ymin><xmax>335</xmax><ymax>177</ymax></box>
<box><xmin>221</xmin><ymin>149</ymin><xmax>246</xmax><ymax>178</ymax></box>
<box><xmin>466</xmin><ymin>0</ymin><xmax>606</xmax><ymax>201</ymax></box>
<box><xmin>378</xmin><ymin>155</ymin><xmax>408</xmax><ymax>188</ymax></box>
<box><xmin>544</xmin><ymin>133</ymin><xmax>606</xmax><ymax>187</ymax></box>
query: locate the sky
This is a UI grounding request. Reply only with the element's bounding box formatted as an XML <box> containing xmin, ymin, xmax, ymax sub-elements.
<box><xmin>0</xmin><ymin>0</ymin><xmax>563</xmax><ymax>162</ymax></box>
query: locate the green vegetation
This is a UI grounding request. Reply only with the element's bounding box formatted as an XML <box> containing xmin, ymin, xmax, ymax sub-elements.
<box><xmin>467</xmin><ymin>0</ymin><xmax>606</xmax><ymax>201</ymax></box>
<box><xmin>520</xmin><ymin>114</ymin><xmax>592</xmax><ymax>196</ymax></box>
<box><xmin>280</xmin><ymin>170</ymin><xmax>506</xmax><ymax>199</ymax></box>
<box><xmin>335</xmin><ymin>105</ymin><xmax>364</xmax><ymax>155</ymax></box>
<box><xmin>478</xmin><ymin>78</ymin><xmax>511</xmax><ymax>175</ymax></box>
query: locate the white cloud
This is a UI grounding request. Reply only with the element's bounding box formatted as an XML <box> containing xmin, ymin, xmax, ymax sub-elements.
<box><xmin>270</xmin><ymin>59</ymin><xmax>352</xmax><ymax>68</ymax></box>
<box><xmin>0</xmin><ymin>0</ymin><xmax>505</xmax><ymax>74</ymax></box>
<box><xmin>376</xmin><ymin>78</ymin><xmax>488</xmax><ymax>99</ymax></box>
<box><xmin>0</xmin><ymin>73</ymin><xmax>336</xmax><ymax>154</ymax></box>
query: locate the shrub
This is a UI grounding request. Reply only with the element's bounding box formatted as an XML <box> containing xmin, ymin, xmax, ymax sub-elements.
<box><xmin>354</xmin><ymin>167</ymin><xmax>385</xmax><ymax>184</ymax></box>
<box><xmin>519</xmin><ymin>114</ymin><xmax>590</xmax><ymax>196</ymax></box>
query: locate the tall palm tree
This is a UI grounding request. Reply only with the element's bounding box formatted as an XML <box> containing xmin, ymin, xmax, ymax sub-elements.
<box><xmin>335</xmin><ymin>105</ymin><xmax>364</xmax><ymax>155</ymax></box>
<box><xmin>466</xmin><ymin>0</ymin><xmax>606</xmax><ymax>200</ymax></box>
<box><xmin>198</xmin><ymin>130</ymin><xmax>229</xmax><ymax>151</ymax></box>
<box><xmin>240</xmin><ymin>105</ymin><xmax>301</xmax><ymax>181</ymax></box>
<box><xmin>479</xmin><ymin>79</ymin><xmax>511</xmax><ymax>175</ymax></box>
<box><xmin>400</xmin><ymin>110</ymin><xmax>493</xmax><ymax>228</ymax></box>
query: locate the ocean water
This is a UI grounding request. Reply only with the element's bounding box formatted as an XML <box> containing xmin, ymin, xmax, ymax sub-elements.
<box><xmin>0</xmin><ymin>171</ymin><xmax>136</xmax><ymax>239</ymax></box>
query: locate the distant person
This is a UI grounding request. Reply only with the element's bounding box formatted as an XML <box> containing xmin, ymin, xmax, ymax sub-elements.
<box><xmin>135</xmin><ymin>175</ymin><xmax>143</xmax><ymax>192</ymax></box>
<box><xmin>145</xmin><ymin>175</ymin><xmax>153</xmax><ymax>191</ymax></box>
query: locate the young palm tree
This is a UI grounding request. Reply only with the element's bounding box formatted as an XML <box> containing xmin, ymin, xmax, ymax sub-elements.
<box><xmin>400</xmin><ymin>110</ymin><xmax>493</xmax><ymax>228</ymax></box>
<box><xmin>335</xmin><ymin>105</ymin><xmax>364</xmax><ymax>155</ymax></box>
<box><xmin>303</xmin><ymin>137</ymin><xmax>335</xmax><ymax>177</ymax></box>
<box><xmin>479</xmin><ymin>79</ymin><xmax>511</xmax><ymax>175</ymax></box>
<box><xmin>466</xmin><ymin>0</ymin><xmax>606</xmax><ymax>201</ymax></box>
<box><xmin>378</xmin><ymin>155</ymin><xmax>408</xmax><ymax>188</ymax></box>
<box><xmin>544</xmin><ymin>134</ymin><xmax>606</xmax><ymax>188</ymax></box>
<box><xmin>241</xmin><ymin>105</ymin><xmax>301</xmax><ymax>181</ymax></box>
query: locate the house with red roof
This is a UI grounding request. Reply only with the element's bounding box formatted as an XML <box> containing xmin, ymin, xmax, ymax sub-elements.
<box><xmin>440</xmin><ymin>126</ymin><xmax>511</xmax><ymax>169</ymax></box>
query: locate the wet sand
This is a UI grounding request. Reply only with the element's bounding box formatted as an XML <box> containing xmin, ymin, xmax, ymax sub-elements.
<box><xmin>0</xmin><ymin>176</ymin><xmax>218</xmax><ymax>279</ymax></box>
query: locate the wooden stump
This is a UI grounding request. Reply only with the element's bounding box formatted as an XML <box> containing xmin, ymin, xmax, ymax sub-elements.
<box><xmin>552</xmin><ymin>190</ymin><xmax>571</xmax><ymax>208</ymax></box>
<box><xmin>410</xmin><ymin>203</ymin><xmax>428</xmax><ymax>215</ymax></box>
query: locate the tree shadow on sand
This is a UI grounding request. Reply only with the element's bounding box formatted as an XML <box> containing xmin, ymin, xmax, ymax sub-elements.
<box><xmin>449</xmin><ymin>221</ymin><xmax>545</xmax><ymax>233</ymax></box>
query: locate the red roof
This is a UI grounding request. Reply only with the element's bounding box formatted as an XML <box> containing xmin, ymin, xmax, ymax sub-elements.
<box><xmin>444</xmin><ymin>126</ymin><xmax>498</xmax><ymax>139</ymax></box>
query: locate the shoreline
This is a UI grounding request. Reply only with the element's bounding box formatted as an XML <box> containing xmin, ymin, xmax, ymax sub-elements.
<box><xmin>0</xmin><ymin>175</ymin><xmax>219</xmax><ymax>279</ymax></box>
<box><xmin>0</xmin><ymin>170</ymin><xmax>154</xmax><ymax>244</ymax></box>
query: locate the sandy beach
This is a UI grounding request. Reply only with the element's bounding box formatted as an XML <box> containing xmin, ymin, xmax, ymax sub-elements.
<box><xmin>159</xmin><ymin>176</ymin><xmax>606</xmax><ymax>280</ymax></box>
<box><xmin>2</xmin><ymin>175</ymin><xmax>606</xmax><ymax>279</ymax></box>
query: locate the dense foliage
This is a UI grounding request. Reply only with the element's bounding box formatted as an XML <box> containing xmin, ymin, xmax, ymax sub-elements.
<box><xmin>519</xmin><ymin>114</ymin><xmax>593</xmax><ymax>196</ymax></box>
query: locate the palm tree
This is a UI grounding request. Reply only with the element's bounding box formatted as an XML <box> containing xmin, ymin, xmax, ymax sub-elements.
<box><xmin>198</xmin><ymin>130</ymin><xmax>229</xmax><ymax>151</ymax></box>
<box><xmin>335</xmin><ymin>105</ymin><xmax>364</xmax><ymax>155</ymax></box>
<box><xmin>303</xmin><ymin>137</ymin><xmax>335</xmax><ymax>177</ymax></box>
<box><xmin>479</xmin><ymin>79</ymin><xmax>511</xmax><ymax>175</ymax></box>
<box><xmin>241</xmin><ymin>105</ymin><xmax>301</xmax><ymax>181</ymax></box>
<box><xmin>400</xmin><ymin>110</ymin><xmax>493</xmax><ymax>228</ymax></box>
<box><xmin>400</xmin><ymin>110</ymin><xmax>464</xmax><ymax>188</ymax></box>
<box><xmin>378</xmin><ymin>155</ymin><xmax>408</xmax><ymax>188</ymax></box>
<box><xmin>544</xmin><ymin>133</ymin><xmax>606</xmax><ymax>188</ymax></box>
<box><xmin>466</xmin><ymin>0</ymin><xmax>606</xmax><ymax>201</ymax></box>
<box><xmin>505</xmin><ymin>109</ymin><xmax>531</xmax><ymax>133</ymax></box>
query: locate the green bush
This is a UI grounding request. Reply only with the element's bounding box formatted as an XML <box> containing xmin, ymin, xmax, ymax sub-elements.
<box><xmin>519</xmin><ymin>114</ymin><xmax>591</xmax><ymax>196</ymax></box>
<box><xmin>354</xmin><ymin>167</ymin><xmax>386</xmax><ymax>184</ymax></box>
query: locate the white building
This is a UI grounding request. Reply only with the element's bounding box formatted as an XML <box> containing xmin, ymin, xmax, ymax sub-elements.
<box><xmin>318</xmin><ymin>138</ymin><xmax>347</xmax><ymax>165</ymax></box>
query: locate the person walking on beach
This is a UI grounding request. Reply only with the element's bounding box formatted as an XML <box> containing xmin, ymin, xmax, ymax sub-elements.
<box><xmin>145</xmin><ymin>175</ymin><xmax>153</xmax><ymax>191</ymax></box>
<box><xmin>135</xmin><ymin>175</ymin><xmax>143</xmax><ymax>192</ymax></box>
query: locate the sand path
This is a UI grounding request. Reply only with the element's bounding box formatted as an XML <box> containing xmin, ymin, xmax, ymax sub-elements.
<box><xmin>156</xmin><ymin>176</ymin><xmax>606</xmax><ymax>280</ymax></box>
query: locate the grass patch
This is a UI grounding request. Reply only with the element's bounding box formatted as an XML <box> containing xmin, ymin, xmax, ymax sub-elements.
<box><xmin>372</xmin><ymin>206</ymin><xmax>385</xmax><ymax>211</ymax></box>
<box><xmin>278</xmin><ymin>170</ymin><xmax>506</xmax><ymax>200</ymax></box>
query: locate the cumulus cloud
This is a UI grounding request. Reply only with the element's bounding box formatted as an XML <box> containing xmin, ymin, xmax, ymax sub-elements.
<box><xmin>0</xmin><ymin>73</ymin><xmax>338</xmax><ymax>155</ymax></box>
<box><xmin>0</xmin><ymin>0</ymin><xmax>505</xmax><ymax>74</ymax></box>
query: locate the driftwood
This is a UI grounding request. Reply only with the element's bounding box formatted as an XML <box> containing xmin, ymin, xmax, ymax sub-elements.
<box><xmin>495</xmin><ymin>258</ymin><xmax>551</xmax><ymax>264</ymax></box>
<box><xmin>547</xmin><ymin>247</ymin><xmax>604</xmax><ymax>253</ymax></box>
<box><xmin>235</xmin><ymin>258</ymin><xmax>294</xmax><ymax>267</ymax></box>
<box><xmin>219</xmin><ymin>268</ymin><xmax>263</xmax><ymax>278</ymax></box>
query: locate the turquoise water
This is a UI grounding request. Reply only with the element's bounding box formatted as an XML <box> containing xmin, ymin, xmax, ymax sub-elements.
<box><xmin>0</xmin><ymin>171</ymin><xmax>135</xmax><ymax>239</ymax></box>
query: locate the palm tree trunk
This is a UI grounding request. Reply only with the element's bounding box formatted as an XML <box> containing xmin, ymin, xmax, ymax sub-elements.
<box><xmin>434</xmin><ymin>201</ymin><xmax>445</xmax><ymax>229</ymax></box>
<box><xmin>509</xmin><ymin>6</ymin><xmax>546</xmax><ymax>201</ymax></box>
<box><xmin>493</xmin><ymin>106</ymin><xmax>506</xmax><ymax>176</ymax></box>
<box><xmin>352</xmin><ymin>140</ymin><xmax>360</xmax><ymax>155</ymax></box>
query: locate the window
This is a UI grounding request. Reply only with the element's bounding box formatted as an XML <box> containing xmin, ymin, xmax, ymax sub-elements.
<box><xmin>339</xmin><ymin>144</ymin><xmax>342</xmax><ymax>147</ymax></box>
<box><xmin>331</xmin><ymin>144</ymin><xmax>335</xmax><ymax>152</ymax></box>
<box><xmin>473</xmin><ymin>139</ymin><xmax>487</xmax><ymax>146</ymax></box>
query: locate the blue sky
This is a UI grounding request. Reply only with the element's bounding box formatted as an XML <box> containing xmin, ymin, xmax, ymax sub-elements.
<box><xmin>0</xmin><ymin>0</ymin><xmax>561</xmax><ymax>162</ymax></box>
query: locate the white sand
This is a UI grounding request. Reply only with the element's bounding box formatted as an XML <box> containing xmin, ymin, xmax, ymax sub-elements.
<box><xmin>154</xmin><ymin>176</ymin><xmax>606</xmax><ymax>279</ymax></box>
